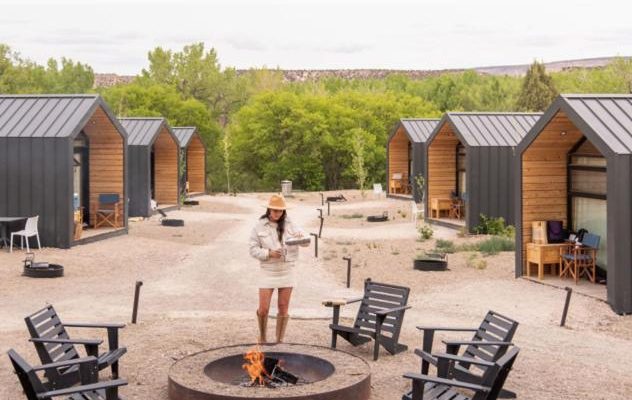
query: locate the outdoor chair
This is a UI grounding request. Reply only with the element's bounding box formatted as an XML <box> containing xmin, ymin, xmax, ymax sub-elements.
<box><xmin>391</xmin><ymin>173</ymin><xmax>404</xmax><ymax>194</ymax></box>
<box><xmin>24</xmin><ymin>305</ymin><xmax>126</xmax><ymax>389</ymax></box>
<box><xmin>415</xmin><ymin>310</ymin><xmax>518</xmax><ymax>398</ymax></box>
<box><xmin>402</xmin><ymin>347</ymin><xmax>520</xmax><ymax>400</ymax></box>
<box><xmin>7</xmin><ymin>349</ymin><xmax>127</xmax><ymax>400</ymax></box>
<box><xmin>324</xmin><ymin>278</ymin><xmax>411</xmax><ymax>360</ymax></box>
<box><xmin>10</xmin><ymin>215</ymin><xmax>41</xmax><ymax>253</ymax></box>
<box><xmin>560</xmin><ymin>232</ymin><xmax>600</xmax><ymax>283</ymax></box>
<box><xmin>411</xmin><ymin>201</ymin><xmax>420</xmax><ymax>223</ymax></box>
<box><xmin>448</xmin><ymin>199</ymin><xmax>462</xmax><ymax>220</ymax></box>
<box><xmin>95</xmin><ymin>194</ymin><xmax>121</xmax><ymax>228</ymax></box>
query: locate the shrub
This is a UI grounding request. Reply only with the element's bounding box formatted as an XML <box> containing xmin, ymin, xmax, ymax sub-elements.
<box><xmin>418</xmin><ymin>224</ymin><xmax>434</xmax><ymax>241</ymax></box>
<box><xmin>341</xmin><ymin>213</ymin><xmax>363</xmax><ymax>219</ymax></box>
<box><xmin>467</xmin><ymin>253</ymin><xmax>487</xmax><ymax>269</ymax></box>
<box><xmin>474</xmin><ymin>214</ymin><xmax>515</xmax><ymax>237</ymax></box>
<box><xmin>435</xmin><ymin>239</ymin><xmax>456</xmax><ymax>254</ymax></box>
<box><xmin>476</xmin><ymin>236</ymin><xmax>515</xmax><ymax>255</ymax></box>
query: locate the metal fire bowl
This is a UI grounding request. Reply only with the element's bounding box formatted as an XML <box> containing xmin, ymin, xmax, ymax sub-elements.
<box><xmin>168</xmin><ymin>343</ymin><xmax>371</xmax><ymax>400</ymax></box>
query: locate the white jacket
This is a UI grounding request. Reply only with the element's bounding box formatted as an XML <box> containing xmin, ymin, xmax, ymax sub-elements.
<box><xmin>249</xmin><ymin>218</ymin><xmax>308</xmax><ymax>265</ymax></box>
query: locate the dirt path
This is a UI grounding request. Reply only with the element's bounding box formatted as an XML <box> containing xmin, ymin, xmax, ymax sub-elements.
<box><xmin>1</xmin><ymin>192</ymin><xmax>631</xmax><ymax>399</ymax></box>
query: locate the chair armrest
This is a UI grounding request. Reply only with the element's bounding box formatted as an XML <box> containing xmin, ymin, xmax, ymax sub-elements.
<box><xmin>64</xmin><ymin>322</ymin><xmax>126</xmax><ymax>329</ymax></box>
<box><xmin>31</xmin><ymin>356</ymin><xmax>98</xmax><ymax>372</ymax></box>
<box><xmin>322</xmin><ymin>297</ymin><xmax>362</xmax><ymax>307</ymax></box>
<box><xmin>30</xmin><ymin>337</ymin><xmax>103</xmax><ymax>346</ymax></box>
<box><xmin>416</xmin><ymin>326</ymin><xmax>478</xmax><ymax>333</ymax></box>
<box><xmin>434</xmin><ymin>352</ymin><xmax>496</xmax><ymax>367</ymax></box>
<box><xmin>413</xmin><ymin>348</ymin><xmax>438</xmax><ymax>364</ymax></box>
<box><xmin>375</xmin><ymin>305</ymin><xmax>411</xmax><ymax>316</ymax></box>
<box><xmin>442</xmin><ymin>340</ymin><xmax>513</xmax><ymax>347</ymax></box>
<box><xmin>402</xmin><ymin>373</ymin><xmax>490</xmax><ymax>392</ymax></box>
<box><xmin>37</xmin><ymin>379</ymin><xmax>128</xmax><ymax>398</ymax></box>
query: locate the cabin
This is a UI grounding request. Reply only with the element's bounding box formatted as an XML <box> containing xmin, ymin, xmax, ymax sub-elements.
<box><xmin>425</xmin><ymin>112</ymin><xmax>541</xmax><ymax>230</ymax></box>
<box><xmin>172</xmin><ymin>126</ymin><xmax>206</xmax><ymax>196</ymax></box>
<box><xmin>0</xmin><ymin>94</ymin><xmax>128</xmax><ymax>248</ymax></box>
<box><xmin>515</xmin><ymin>94</ymin><xmax>632</xmax><ymax>314</ymax></box>
<box><xmin>386</xmin><ymin>118</ymin><xmax>440</xmax><ymax>202</ymax></box>
<box><xmin>119</xmin><ymin>118</ymin><xmax>180</xmax><ymax>217</ymax></box>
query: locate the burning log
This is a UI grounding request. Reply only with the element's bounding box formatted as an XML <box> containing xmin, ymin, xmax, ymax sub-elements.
<box><xmin>242</xmin><ymin>347</ymin><xmax>299</xmax><ymax>387</ymax></box>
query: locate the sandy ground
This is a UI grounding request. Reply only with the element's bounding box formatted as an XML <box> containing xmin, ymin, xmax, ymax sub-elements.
<box><xmin>1</xmin><ymin>191</ymin><xmax>631</xmax><ymax>399</ymax></box>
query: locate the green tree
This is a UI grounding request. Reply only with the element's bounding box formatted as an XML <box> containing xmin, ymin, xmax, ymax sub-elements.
<box><xmin>516</xmin><ymin>61</ymin><xmax>558</xmax><ymax>111</ymax></box>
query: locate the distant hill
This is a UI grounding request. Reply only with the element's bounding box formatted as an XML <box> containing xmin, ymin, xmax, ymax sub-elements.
<box><xmin>93</xmin><ymin>56</ymin><xmax>629</xmax><ymax>88</ymax></box>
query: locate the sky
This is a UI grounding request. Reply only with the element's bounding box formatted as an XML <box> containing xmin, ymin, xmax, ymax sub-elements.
<box><xmin>1</xmin><ymin>0</ymin><xmax>632</xmax><ymax>75</ymax></box>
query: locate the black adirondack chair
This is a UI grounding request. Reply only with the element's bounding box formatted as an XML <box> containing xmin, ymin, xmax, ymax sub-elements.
<box><xmin>415</xmin><ymin>310</ymin><xmax>518</xmax><ymax>398</ymax></box>
<box><xmin>402</xmin><ymin>346</ymin><xmax>520</xmax><ymax>400</ymax></box>
<box><xmin>24</xmin><ymin>305</ymin><xmax>126</xmax><ymax>389</ymax></box>
<box><xmin>326</xmin><ymin>278</ymin><xmax>411</xmax><ymax>360</ymax></box>
<box><xmin>7</xmin><ymin>349</ymin><xmax>127</xmax><ymax>400</ymax></box>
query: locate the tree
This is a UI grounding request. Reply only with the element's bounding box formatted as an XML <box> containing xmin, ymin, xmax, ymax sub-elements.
<box><xmin>349</xmin><ymin>128</ymin><xmax>371</xmax><ymax>193</ymax></box>
<box><xmin>516</xmin><ymin>61</ymin><xmax>558</xmax><ymax>111</ymax></box>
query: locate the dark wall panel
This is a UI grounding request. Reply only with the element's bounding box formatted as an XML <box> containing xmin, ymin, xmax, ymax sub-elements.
<box><xmin>608</xmin><ymin>155</ymin><xmax>632</xmax><ymax>314</ymax></box>
<box><xmin>0</xmin><ymin>138</ymin><xmax>8</xmax><ymax>216</ymax></box>
<box><xmin>128</xmin><ymin>146</ymin><xmax>151</xmax><ymax>217</ymax></box>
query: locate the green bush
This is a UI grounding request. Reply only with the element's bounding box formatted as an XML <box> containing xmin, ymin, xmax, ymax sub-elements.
<box><xmin>418</xmin><ymin>224</ymin><xmax>434</xmax><ymax>241</ymax></box>
<box><xmin>435</xmin><ymin>239</ymin><xmax>456</xmax><ymax>254</ymax></box>
<box><xmin>474</xmin><ymin>214</ymin><xmax>515</xmax><ymax>237</ymax></box>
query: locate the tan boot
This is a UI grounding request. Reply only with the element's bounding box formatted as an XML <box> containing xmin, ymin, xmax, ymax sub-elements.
<box><xmin>256</xmin><ymin>310</ymin><xmax>268</xmax><ymax>344</ymax></box>
<box><xmin>276</xmin><ymin>314</ymin><xmax>290</xmax><ymax>343</ymax></box>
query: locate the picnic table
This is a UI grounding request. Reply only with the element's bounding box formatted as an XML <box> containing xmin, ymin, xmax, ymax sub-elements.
<box><xmin>0</xmin><ymin>217</ymin><xmax>25</xmax><ymax>249</ymax></box>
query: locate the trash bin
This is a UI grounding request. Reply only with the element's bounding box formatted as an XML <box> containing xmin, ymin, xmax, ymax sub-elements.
<box><xmin>281</xmin><ymin>180</ymin><xmax>292</xmax><ymax>197</ymax></box>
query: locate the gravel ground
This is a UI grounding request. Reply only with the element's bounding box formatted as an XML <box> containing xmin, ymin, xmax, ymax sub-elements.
<box><xmin>1</xmin><ymin>191</ymin><xmax>630</xmax><ymax>399</ymax></box>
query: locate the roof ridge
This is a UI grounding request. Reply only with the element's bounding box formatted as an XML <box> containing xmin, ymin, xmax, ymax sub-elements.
<box><xmin>447</xmin><ymin>111</ymin><xmax>543</xmax><ymax>116</ymax></box>
<box><xmin>0</xmin><ymin>94</ymin><xmax>98</xmax><ymax>98</ymax></box>
<box><xmin>562</xmin><ymin>93</ymin><xmax>632</xmax><ymax>98</ymax></box>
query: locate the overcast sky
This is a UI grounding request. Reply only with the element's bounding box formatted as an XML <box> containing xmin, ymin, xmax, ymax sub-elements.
<box><xmin>1</xmin><ymin>0</ymin><xmax>632</xmax><ymax>75</ymax></box>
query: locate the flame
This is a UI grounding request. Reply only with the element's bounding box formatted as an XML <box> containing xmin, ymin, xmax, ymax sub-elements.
<box><xmin>242</xmin><ymin>346</ymin><xmax>268</xmax><ymax>385</ymax></box>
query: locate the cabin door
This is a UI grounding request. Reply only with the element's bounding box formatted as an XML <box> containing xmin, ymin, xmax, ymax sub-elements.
<box><xmin>150</xmin><ymin>148</ymin><xmax>156</xmax><ymax>200</ymax></box>
<box><xmin>73</xmin><ymin>132</ymin><xmax>90</xmax><ymax>224</ymax></box>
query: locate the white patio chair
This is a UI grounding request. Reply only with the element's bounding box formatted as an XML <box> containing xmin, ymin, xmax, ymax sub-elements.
<box><xmin>373</xmin><ymin>183</ymin><xmax>383</xmax><ymax>199</ymax></box>
<box><xmin>411</xmin><ymin>201</ymin><xmax>420</xmax><ymax>223</ymax></box>
<box><xmin>10</xmin><ymin>216</ymin><xmax>41</xmax><ymax>253</ymax></box>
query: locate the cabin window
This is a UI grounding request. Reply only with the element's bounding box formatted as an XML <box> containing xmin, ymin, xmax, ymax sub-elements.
<box><xmin>569</xmin><ymin>143</ymin><xmax>607</xmax><ymax>270</ymax></box>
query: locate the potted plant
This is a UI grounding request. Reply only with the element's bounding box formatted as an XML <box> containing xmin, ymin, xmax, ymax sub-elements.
<box><xmin>413</xmin><ymin>251</ymin><xmax>448</xmax><ymax>271</ymax></box>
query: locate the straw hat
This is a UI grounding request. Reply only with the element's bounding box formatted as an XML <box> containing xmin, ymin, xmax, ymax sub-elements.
<box><xmin>266</xmin><ymin>194</ymin><xmax>288</xmax><ymax>210</ymax></box>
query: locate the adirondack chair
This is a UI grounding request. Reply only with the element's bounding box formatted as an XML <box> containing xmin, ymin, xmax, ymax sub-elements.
<box><xmin>415</xmin><ymin>310</ymin><xmax>518</xmax><ymax>398</ymax></box>
<box><xmin>325</xmin><ymin>278</ymin><xmax>411</xmax><ymax>360</ymax></box>
<box><xmin>7</xmin><ymin>349</ymin><xmax>127</xmax><ymax>400</ymax></box>
<box><xmin>402</xmin><ymin>347</ymin><xmax>520</xmax><ymax>400</ymax></box>
<box><xmin>24</xmin><ymin>305</ymin><xmax>126</xmax><ymax>389</ymax></box>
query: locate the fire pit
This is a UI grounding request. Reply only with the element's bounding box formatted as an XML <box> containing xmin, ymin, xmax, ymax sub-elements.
<box><xmin>22</xmin><ymin>253</ymin><xmax>64</xmax><ymax>278</ymax></box>
<box><xmin>169</xmin><ymin>343</ymin><xmax>370</xmax><ymax>400</ymax></box>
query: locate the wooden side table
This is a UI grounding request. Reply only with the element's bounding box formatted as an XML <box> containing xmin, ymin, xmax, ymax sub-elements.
<box><xmin>430</xmin><ymin>198</ymin><xmax>452</xmax><ymax>218</ymax></box>
<box><xmin>526</xmin><ymin>243</ymin><xmax>570</xmax><ymax>280</ymax></box>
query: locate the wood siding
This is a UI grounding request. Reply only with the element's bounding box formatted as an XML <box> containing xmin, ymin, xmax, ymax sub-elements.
<box><xmin>154</xmin><ymin>127</ymin><xmax>179</xmax><ymax>205</ymax></box>
<box><xmin>83</xmin><ymin>106</ymin><xmax>125</xmax><ymax>227</ymax></box>
<box><xmin>387</xmin><ymin>128</ymin><xmax>410</xmax><ymax>193</ymax></box>
<box><xmin>427</xmin><ymin>123</ymin><xmax>459</xmax><ymax>208</ymax></box>
<box><xmin>520</xmin><ymin>111</ymin><xmax>585</xmax><ymax>272</ymax></box>
<box><xmin>187</xmin><ymin>135</ymin><xmax>206</xmax><ymax>193</ymax></box>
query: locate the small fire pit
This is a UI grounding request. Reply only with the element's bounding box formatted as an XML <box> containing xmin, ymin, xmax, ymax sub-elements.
<box><xmin>169</xmin><ymin>343</ymin><xmax>370</xmax><ymax>400</ymax></box>
<box><xmin>367</xmin><ymin>212</ymin><xmax>388</xmax><ymax>222</ymax></box>
<box><xmin>22</xmin><ymin>253</ymin><xmax>64</xmax><ymax>278</ymax></box>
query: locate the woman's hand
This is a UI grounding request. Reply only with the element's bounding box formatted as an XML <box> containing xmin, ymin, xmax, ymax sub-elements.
<box><xmin>269</xmin><ymin>249</ymin><xmax>284</xmax><ymax>259</ymax></box>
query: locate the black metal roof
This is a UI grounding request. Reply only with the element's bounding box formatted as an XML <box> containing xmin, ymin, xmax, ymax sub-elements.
<box><xmin>172</xmin><ymin>126</ymin><xmax>197</xmax><ymax>148</ymax></box>
<box><xmin>119</xmin><ymin>117</ymin><xmax>170</xmax><ymax>146</ymax></box>
<box><xmin>519</xmin><ymin>94</ymin><xmax>632</xmax><ymax>155</ymax></box>
<box><xmin>431</xmin><ymin>112</ymin><xmax>542</xmax><ymax>147</ymax></box>
<box><xmin>398</xmin><ymin>119</ymin><xmax>440</xmax><ymax>143</ymax></box>
<box><xmin>0</xmin><ymin>94</ymin><xmax>124</xmax><ymax>139</ymax></box>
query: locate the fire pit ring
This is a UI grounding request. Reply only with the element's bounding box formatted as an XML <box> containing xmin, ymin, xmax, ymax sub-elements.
<box><xmin>169</xmin><ymin>343</ymin><xmax>371</xmax><ymax>400</ymax></box>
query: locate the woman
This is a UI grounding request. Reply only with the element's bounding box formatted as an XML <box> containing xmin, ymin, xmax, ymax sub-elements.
<box><xmin>249</xmin><ymin>194</ymin><xmax>309</xmax><ymax>344</ymax></box>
